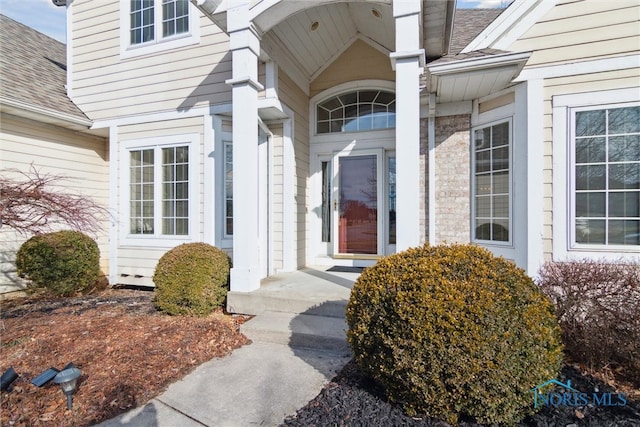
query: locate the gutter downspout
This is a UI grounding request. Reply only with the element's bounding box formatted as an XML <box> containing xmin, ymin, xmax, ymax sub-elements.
<box><xmin>108</xmin><ymin>126</ymin><xmax>118</xmax><ymax>285</ymax></box>
<box><xmin>428</xmin><ymin>92</ymin><xmax>436</xmax><ymax>245</ymax></box>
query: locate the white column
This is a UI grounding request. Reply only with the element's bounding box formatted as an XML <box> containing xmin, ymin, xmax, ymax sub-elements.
<box><xmin>226</xmin><ymin>1</ymin><xmax>264</xmax><ymax>292</ymax></box>
<box><xmin>516</xmin><ymin>79</ymin><xmax>545</xmax><ymax>276</ymax></box>
<box><xmin>428</xmin><ymin>92</ymin><xmax>436</xmax><ymax>245</ymax></box>
<box><xmin>391</xmin><ymin>0</ymin><xmax>425</xmax><ymax>251</ymax></box>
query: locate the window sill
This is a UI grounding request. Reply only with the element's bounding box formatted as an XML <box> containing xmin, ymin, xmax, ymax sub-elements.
<box><xmin>120</xmin><ymin>235</ymin><xmax>194</xmax><ymax>249</ymax></box>
<box><xmin>120</xmin><ymin>33</ymin><xmax>199</xmax><ymax>60</ymax></box>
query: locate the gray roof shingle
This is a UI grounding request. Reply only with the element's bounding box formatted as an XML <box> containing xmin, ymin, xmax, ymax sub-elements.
<box><xmin>0</xmin><ymin>14</ymin><xmax>88</xmax><ymax>121</ymax></box>
<box><xmin>449</xmin><ymin>8</ymin><xmax>505</xmax><ymax>55</ymax></box>
<box><xmin>427</xmin><ymin>8</ymin><xmax>508</xmax><ymax>67</ymax></box>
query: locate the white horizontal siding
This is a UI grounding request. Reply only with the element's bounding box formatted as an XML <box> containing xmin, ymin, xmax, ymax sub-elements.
<box><xmin>512</xmin><ymin>1</ymin><xmax>639</xmax><ymax>67</ymax></box>
<box><xmin>0</xmin><ymin>114</ymin><xmax>109</xmax><ymax>287</ymax></box>
<box><xmin>505</xmin><ymin>1</ymin><xmax>640</xmax><ymax>261</ymax></box>
<box><xmin>269</xmin><ymin>127</ymin><xmax>284</xmax><ymax>272</ymax></box>
<box><xmin>539</xmin><ymin>68</ymin><xmax>639</xmax><ymax>261</ymax></box>
<box><xmin>278</xmin><ymin>71</ymin><xmax>310</xmax><ymax>268</ymax></box>
<box><xmin>115</xmin><ymin>115</ymin><xmax>206</xmax><ymax>286</ymax></box>
<box><xmin>70</xmin><ymin>1</ymin><xmax>232</xmax><ymax>121</ymax></box>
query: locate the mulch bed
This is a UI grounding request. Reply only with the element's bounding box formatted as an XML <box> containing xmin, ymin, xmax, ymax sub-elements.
<box><xmin>3</xmin><ymin>289</ymin><xmax>639</xmax><ymax>427</ymax></box>
<box><xmin>282</xmin><ymin>360</ymin><xmax>640</xmax><ymax>427</ymax></box>
<box><xmin>0</xmin><ymin>289</ymin><xmax>250</xmax><ymax>426</ymax></box>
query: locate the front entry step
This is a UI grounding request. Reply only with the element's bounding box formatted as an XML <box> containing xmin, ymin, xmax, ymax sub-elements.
<box><xmin>226</xmin><ymin>266</ymin><xmax>357</xmax><ymax>317</ymax></box>
<box><xmin>228</xmin><ymin>291</ymin><xmax>347</xmax><ymax>318</ymax></box>
<box><xmin>240</xmin><ymin>311</ymin><xmax>350</xmax><ymax>353</ymax></box>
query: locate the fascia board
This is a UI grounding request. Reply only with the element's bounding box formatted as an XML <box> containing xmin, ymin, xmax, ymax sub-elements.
<box><xmin>461</xmin><ymin>0</ymin><xmax>557</xmax><ymax>53</ymax></box>
<box><xmin>428</xmin><ymin>51</ymin><xmax>531</xmax><ymax>75</ymax></box>
<box><xmin>192</xmin><ymin>0</ymin><xmax>229</xmax><ymax>32</ymax></box>
<box><xmin>0</xmin><ymin>96</ymin><xmax>92</xmax><ymax>128</ymax></box>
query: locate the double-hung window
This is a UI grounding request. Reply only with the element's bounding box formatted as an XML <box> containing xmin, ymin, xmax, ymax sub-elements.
<box><xmin>123</xmin><ymin>135</ymin><xmax>199</xmax><ymax>245</ymax></box>
<box><xmin>571</xmin><ymin>105</ymin><xmax>640</xmax><ymax>246</ymax></box>
<box><xmin>472</xmin><ymin>120</ymin><xmax>511</xmax><ymax>244</ymax></box>
<box><xmin>123</xmin><ymin>0</ymin><xmax>199</xmax><ymax>58</ymax></box>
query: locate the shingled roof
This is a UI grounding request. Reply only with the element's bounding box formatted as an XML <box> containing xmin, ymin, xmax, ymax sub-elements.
<box><xmin>448</xmin><ymin>8</ymin><xmax>505</xmax><ymax>55</ymax></box>
<box><xmin>426</xmin><ymin>8</ymin><xmax>508</xmax><ymax>67</ymax></box>
<box><xmin>0</xmin><ymin>14</ymin><xmax>88</xmax><ymax>121</ymax></box>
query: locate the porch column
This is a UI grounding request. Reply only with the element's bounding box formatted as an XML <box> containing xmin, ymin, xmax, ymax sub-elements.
<box><xmin>226</xmin><ymin>1</ymin><xmax>264</xmax><ymax>292</ymax></box>
<box><xmin>391</xmin><ymin>0</ymin><xmax>425</xmax><ymax>251</ymax></box>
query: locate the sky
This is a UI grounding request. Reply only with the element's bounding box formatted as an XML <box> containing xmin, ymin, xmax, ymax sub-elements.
<box><xmin>1</xmin><ymin>0</ymin><xmax>67</xmax><ymax>43</ymax></box>
<box><xmin>0</xmin><ymin>0</ymin><xmax>511</xmax><ymax>45</ymax></box>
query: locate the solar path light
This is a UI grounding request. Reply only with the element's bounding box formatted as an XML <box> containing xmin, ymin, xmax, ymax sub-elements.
<box><xmin>53</xmin><ymin>367</ymin><xmax>81</xmax><ymax>410</ymax></box>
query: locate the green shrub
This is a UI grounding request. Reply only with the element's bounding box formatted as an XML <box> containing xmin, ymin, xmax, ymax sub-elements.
<box><xmin>537</xmin><ymin>259</ymin><xmax>640</xmax><ymax>386</ymax></box>
<box><xmin>16</xmin><ymin>230</ymin><xmax>100</xmax><ymax>296</ymax></box>
<box><xmin>346</xmin><ymin>243</ymin><xmax>564</xmax><ymax>425</ymax></box>
<box><xmin>153</xmin><ymin>243</ymin><xmax>231</xmax><ymax>316</ymax></box>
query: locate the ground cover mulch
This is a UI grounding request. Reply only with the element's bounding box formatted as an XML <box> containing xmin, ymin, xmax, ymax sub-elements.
<box><xmin>282</xmin><ymin>360</ymin><xmax>640</xmax><ymax>427</ymax></box>
<box><xmin>0</xmin><ymin>289</ymin><xmax>250</xmax><ymax>426</ymax></box>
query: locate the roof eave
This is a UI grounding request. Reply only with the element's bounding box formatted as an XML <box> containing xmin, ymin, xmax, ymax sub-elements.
<box><xmin>192</xmin><ymin>0</ymin><xmax>228</xmax><ymax>32</ymax></box>
<box><xmin>1</xmin><ymin>97</ymin><xmax>106</xmax><ymax>137</ymax></box>
<box><xmin>428</xmin><ymin>51</ymin><xmax>531</xmax><ymax>75</ymax></box>
<box><xmin>461</xmin><ymin>0</ymin><xmax>558</xmax><ymax>53</ymax></box>
<box><xmin>426</xmin><ymin>51</ymin><xmax>532</xmax><ymax>103</ymax></box>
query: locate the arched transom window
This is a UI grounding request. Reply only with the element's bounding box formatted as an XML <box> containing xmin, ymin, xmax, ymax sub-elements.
<box><xmin>317</xmin><ymin>90</ymin><xmax>396</xmax><ymax>134</ymax></box>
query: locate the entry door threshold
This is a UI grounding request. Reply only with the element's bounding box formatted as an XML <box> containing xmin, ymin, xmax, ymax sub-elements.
<box><xmin>333</xmin><ymin>254</ymin><xmax>381</xmax><ymax>260</ymax></box>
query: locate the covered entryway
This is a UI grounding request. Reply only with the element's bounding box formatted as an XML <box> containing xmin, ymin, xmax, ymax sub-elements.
<box><xmin>310</xmin><ymin>85</ymin><xmax>398</xmax><ymax>265</ymax></box>
<box><xmin>194</xmin><ymin>0</ymin><xmax>455</xmax><ymax>293</ymax></box>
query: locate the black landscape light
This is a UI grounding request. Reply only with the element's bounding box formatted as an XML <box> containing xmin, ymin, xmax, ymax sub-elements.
<box><xmin>0</xmin><ymin>367</ymin><xmax>19</xmax><ymax>391</ymax></box>
<box><xmin>53</xmin><ymin>367</ymin><xmax>82</xmax><ymax>410</ymax></box>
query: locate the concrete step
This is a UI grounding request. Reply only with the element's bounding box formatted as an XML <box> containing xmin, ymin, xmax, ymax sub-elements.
<box><xmin>228</xmin><ymin>291</ymin><xmax>347</xmax><ymax>317</ymax></box>
<box><xmin>241</xmin><ymin>311</ymin><xmax>350</xmax><ymax>353</ymax></box>
<box><xmin>226</xmin><ymin>266</ymin><xmax>357</xmax><ymax>317</ymax></box>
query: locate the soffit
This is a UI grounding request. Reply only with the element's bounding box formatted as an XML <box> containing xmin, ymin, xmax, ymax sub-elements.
<box><xmin>262</xmin><ymin>2</ymin><xmax>395</xmax><ymax>81</ymax></box>
<box><xmin>196</xmin><ymin>1</ymin><xmax>454</xmax><ymax>91</ymax></box>
<box><xmin>427</xmin><ymin>50</ymin><xmax>530</xmax><ymax>103</ymax></box>
<box><xmin>423</xmin><ymin>0</ymin><xmax>455</xmax><ymax>60</ymax></box>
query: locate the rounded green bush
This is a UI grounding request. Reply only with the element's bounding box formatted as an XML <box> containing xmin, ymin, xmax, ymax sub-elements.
<box><xmin>346</xmin><ymin>243</ymin><xmax>564</xmax><ymax>425</ymax></box>
<box><xmin>153</xmin><ymin>243</ymin><xmax>231</xmax><ymax>316</ymax></box>
<box><xmin>16</xmin><ymin>230</ymin><xmax>101</xmax><ymax>296</ymax></box>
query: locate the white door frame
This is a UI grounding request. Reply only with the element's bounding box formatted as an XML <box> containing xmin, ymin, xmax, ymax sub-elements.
<box><xmin>332</xmin><ymin>148</ymin><xmax>384</xmax><ymax>258</ymax></box>
<box><xmin>308</xmin><ymin>131</ymin><xmax>395</xmax><ymax>267</ymax></box>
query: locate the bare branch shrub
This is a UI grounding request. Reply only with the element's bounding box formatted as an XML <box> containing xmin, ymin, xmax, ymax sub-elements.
<box><xmin>537</xmin><ymin>259</ymin><xmax>640</xmax><ymax>385</ymax></box>
<box><xmin>0</xmin><ymin>165</ymin><xmax>109</xmax><ymax>237</ymax></box>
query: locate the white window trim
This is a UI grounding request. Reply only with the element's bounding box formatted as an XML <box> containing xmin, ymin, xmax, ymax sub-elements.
<box><xmin>120</xmin><ymin>134</ymin><xmax>200</xmax><ymax>247</ymax></box>
<box><xmin>308</xmin><ymin>137</ymin><xmax>396</xmax><ymax>267</ymax></box>
<box><xmin>119</xmin><ymin>0</ymin><xmax>201</xmax><ymax>59</ymax></box>
<box><xmin>222</xmin><ymin>138</ymin><xmax>233</xmax><ymax>240</ymax></box>
<box><xmin>213</xmin><ymin>115</ymin><xmax>233</xmax><ymax>249</ymax></box>
<box><xmin>552</xmin><ymin>88</ymin><xmax>640</xmax><ymax>262</ymax></box>
<box><xmin>310</xmin><ymin>80</ymin><xmax>396</xmax><ymax>139</ymax></box>
<box><xmin>385</xmin><ymin>152</ymin><xmax>397</xmax><ymax>255</ymax></box>
<box><xmin>471</xmin><ymin>117</ymin><xmax>514</xmax><ymax>248</ymax></box>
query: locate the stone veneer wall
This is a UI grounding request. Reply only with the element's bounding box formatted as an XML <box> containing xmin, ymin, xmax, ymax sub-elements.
<box><xmin>430</xmin><ymin>114</ymin><xmax>472</xmax><ymax>243</ymax></box>
<box><xmin>419</xmin><ymin>118</ymin><xmax>429</xmax><ymax>244</ymax></box>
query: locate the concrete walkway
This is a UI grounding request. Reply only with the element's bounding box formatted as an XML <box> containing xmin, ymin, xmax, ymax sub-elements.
<box><xmin>96</xmin><ymin>267</ymin><xmax>359</xmax><ymax>427</ymax></box>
